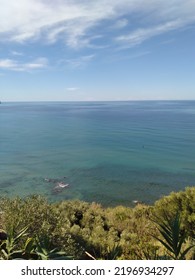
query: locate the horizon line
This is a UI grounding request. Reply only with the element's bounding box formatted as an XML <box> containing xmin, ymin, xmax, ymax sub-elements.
<box><xmin>1</xmin><ymin>99</ymin><xmax>195</xmax><ymax>103</ymax></box>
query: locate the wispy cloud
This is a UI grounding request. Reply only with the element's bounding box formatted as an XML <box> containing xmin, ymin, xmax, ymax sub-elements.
<box><xmin>115</xmin><ymin>20</ymin><xmax>184</xmax><ymax>48</ymax></box>
<box><xmin>0</xmin><ymin>0</ymin><xmax>195</xmax><ymax>50</ymax></box>
<box><xmin>24</xmin><ymin>57</ymin><xmax>48</xmax><ymax>70</ymax></box>
<box><xmin>11</xmin><ymin>51</ymin><xmax>24</xmax><ymax>56</ymax></box>
<box><xmin>65</xmin><ymin>54</ymin><xmax>95</xmax><ymax>69</ymax></box>
<box><xmin>66</xmin><ymin>87</ymin><xmax>79</xmax><ymax>91</ymax></box>
<box><xmin>159</xmin><ymin>38</ymin><xmax>175</xmax><ymax>45</ymax></box>
<box><xmin>109</xmin><ymin>51</ymin><xmax>151</xmax><ymax>63</ymax></box>
<box><xmin>107</xmin><ymin>51</ymin><xmax>151</xmax><ymax>63</ymax></box>
<box><xmin>113</xmin><ymin>18</ymin><xmax>129</xmax><ymax>29</ymax></box>
<box><xmin>0</xmin><ymin>57</ymin><xmax>48</xmax><ymax>71</ymax></box>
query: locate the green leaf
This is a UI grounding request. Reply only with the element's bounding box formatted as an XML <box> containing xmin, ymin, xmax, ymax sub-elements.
<box><xmin>179</xmin><ymin>244</ymin><xmax>195</xmax><ymax>260</ymax></box>
<box><xmin>14</xmin><ymin>226</ymin><xmax>29</xmax><ymax>242</ymax></box>
<box><xmin>24</xmin><ymin>237</ymin><xmax>35</xmax><ymax>253</ymax></box>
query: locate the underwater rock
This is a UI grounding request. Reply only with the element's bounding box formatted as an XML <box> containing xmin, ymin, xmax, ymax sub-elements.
<box><xmin>44</xmin><ymin>177</ymin><xmax>70</xmax><ymax>194</ymax></box>
<box><xmin>52</xmin><ymin>182</ymin><xmax>70</xmax><ymax>194</ymax></box>
<box><xmin>132</xmin><ymin>200</ymin><xmax>143</xmax><ymax>205</ymax></box>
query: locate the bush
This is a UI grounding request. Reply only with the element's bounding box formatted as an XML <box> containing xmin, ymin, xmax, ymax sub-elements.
<box><xmin>0</xmin><ymin>187</ymin><xmax>194</xmax><ymax>259</ymax></box>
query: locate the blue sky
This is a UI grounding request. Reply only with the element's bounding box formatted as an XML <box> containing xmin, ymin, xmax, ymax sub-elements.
<box><xmin>0</xmin><ymin>0</ymin><xmax>195</xmax><ymax>101</ymax></box>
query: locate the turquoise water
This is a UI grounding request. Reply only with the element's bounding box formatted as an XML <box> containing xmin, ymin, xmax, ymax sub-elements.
<box><xmin>1</xmin><ymin>101</ymin><xmax>195</xmax><ymax>206</ymax></box>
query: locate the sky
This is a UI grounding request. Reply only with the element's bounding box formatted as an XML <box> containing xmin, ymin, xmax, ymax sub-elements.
<box><xmin>0</xmin><ymin>0</ymin><xmax>195</xmax><ymax>101</ymax></box>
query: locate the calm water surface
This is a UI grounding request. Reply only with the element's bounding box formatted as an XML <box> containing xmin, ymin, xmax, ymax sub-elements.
<box><xmin>0</xmin><ymin>101</ymin><xmax>195</xmax><ymax>206</ymax></box>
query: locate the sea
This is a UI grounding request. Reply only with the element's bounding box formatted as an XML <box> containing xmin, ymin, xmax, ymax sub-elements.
<box><xmin>0</xmin><ymin>100</ymin><xmax>195</xmax><ymax>207</ymax></box>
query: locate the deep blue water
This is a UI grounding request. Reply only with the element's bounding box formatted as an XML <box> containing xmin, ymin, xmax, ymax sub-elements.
<box><xmin>0</xmin><ymin>101</ymin><xmax>195</xmax><ymax>206</ymax></box>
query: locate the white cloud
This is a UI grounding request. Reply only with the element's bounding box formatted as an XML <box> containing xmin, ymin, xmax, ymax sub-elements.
<box><xmin>0</xmin><ymin>0</ymin><xmax>195</xmax><ymax>50</ymax></box>
<box><xmin>0</xmin><ymin>59</ymin><xmax>18</xmax><ymax>69</ymax></box>
<box><xmin>0</xmin><ymin>57</ymin><xmax>48</xmax><ymax>71</ymax></box>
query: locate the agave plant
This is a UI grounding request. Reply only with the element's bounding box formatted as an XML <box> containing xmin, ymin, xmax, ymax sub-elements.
<box><xmin>34</xmin><ymin>235</ymin><xmax>72</xmax><ymax>260</ymax></box>
<box><xmin>85</xmin><ymin>244</ymin><xmax>122</xmax><ymax>260</ymax></box>
<box><xmin>0</xmin><ymin>227</ymin><xmax>72</xmax><ymax>260</ymax></box>
<box><xmin>0</xmin><ymin>226</ymin><xmax>29</xmax><ymax>259</ymax></box>
<box><xmin>152</xmin><ymin>211</ymin><xmax>195</xmax><ymax>260</ymax></box>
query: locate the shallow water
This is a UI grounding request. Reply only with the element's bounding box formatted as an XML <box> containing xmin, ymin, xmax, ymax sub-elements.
<box><xmin>1</xmin><ymin>101</ymin><xmax>195</xmax><ymax>206</ymax></box>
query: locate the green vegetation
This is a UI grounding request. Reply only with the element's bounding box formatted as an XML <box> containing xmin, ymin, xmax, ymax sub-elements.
<box><xmin>152</xmin><ymin>212</ymin><xmax>194</xmax><ymax>260</ymax></box>
<box><xmin>0</xmin><ymin>187</ymin><xmax>194</xmax><ymax>260</ymax></box>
